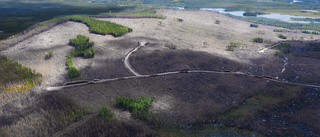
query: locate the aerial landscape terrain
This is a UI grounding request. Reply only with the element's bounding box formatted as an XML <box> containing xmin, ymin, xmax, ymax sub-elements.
<box><xmin>0</xmin><ymin>0</ymin><xmax>320</xmax><ymax>136</ymax></box>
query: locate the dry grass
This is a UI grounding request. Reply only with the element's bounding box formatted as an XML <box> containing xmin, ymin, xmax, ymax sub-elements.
<box><xmin>1</xmin><ymin>9</ymin><xmax>320</xmax><ymax>136</ymax></box>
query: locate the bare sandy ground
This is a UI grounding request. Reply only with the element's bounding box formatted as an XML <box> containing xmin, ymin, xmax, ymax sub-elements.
<box><xmin>1</xmin><ymin>9</ymin><xmax>317</xmax><ymax>87</ymax></box>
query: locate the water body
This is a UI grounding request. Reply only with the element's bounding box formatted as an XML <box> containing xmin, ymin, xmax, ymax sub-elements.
<box><xmin>0</xmin><ymin>31</ymin><xmax>3</xmax><ymax>33</ymax></box>
<box><xmin>200</xmin><ymin>8</ymin><xmax>319</xmax><ymax>23</ymax></box>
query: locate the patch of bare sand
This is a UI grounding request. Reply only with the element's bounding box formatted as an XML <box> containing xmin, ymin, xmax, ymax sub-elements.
<box><xmin>97</xmin><ymin>9</ymin><xmax>287</xmax><ymax>62</ymax></box>
<box><xmin>0</xmin><ymin>22</ymin><xmax>131</xmax><ymax>86</ymax></box>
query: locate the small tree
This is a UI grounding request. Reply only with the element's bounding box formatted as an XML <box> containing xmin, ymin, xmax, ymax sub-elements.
<box><xmin>252</xmin><ymin>37</ymin><xmax>264</xmax><ymax>43</ymax></box>
<box><xmin>215</xmin><ymin>20</ymin><xmax>220</xmax><ymax>24</ymax></box>
<box><xmin>278</xmin><ymin>34</ymin><xmax>288</xmax><ymax>39</ymax></box>
<box><xmin>177</xmin><ymin>18</ymin><xmax>183</xmax><ymax>22</ymax></box>
<box><xmin>45</xmin><ymin>50</ymin><xmax>53</xmax><ymax>59</ymax></box>
<box><xmin>98</xmin><ymin>107</ymin><xmax>113</xmax><ymax>120</ymax></box>
<box><xmin>226</xmin><ymin>42</ymin><xmax>240</xmax><ymax>51</ymax></box>
<box><xmin>250</xmin><ymin>24</ymin><xmax>258</xmax><ymax>28</ymax></box>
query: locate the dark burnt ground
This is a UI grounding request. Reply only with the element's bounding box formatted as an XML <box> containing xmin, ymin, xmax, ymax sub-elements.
<box><xmin>60</xmin><ymin>72</ymin><xmax>264</xmax><ymax>124</ymax></box>
<box><xmin>58</xmin><ymin>71</ymin><xmax>320</xmax><ymax>136</ymax></box>
<box><xmin>276</xmin><ymin>41</ymin><xmax>320</xmax><ymax>85</ymax></box>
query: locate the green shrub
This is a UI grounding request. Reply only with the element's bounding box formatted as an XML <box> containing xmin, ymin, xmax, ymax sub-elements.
<box><xmin>275</xmin><ymin>52</ymin><xmax>285</xmax><ymax>57</ymax></box>
<box><xmin>116</xmin><ymin>97</ymin><xmax>153</xmax><ymax>116</ymax></box>
<box><xmin>45</xmin><ymin>50</ymin><xmax>53</xmax><ymax>59</ymax></box>
<box><xmin>299</xmin><ymin>36</ymin><xmax>305</xmax><ymax>40</ymax></box>
<box><xmin>66</xmin><ymin>35</ymin><xmax>96</xmax><ymax>78</ymax></box>
<box><xmin>273</xmin><ymin>29</ymin><xmax>287</xmax><ymax>32</ymax></box>
<box><xmin>279</xmin><ymin>43</ymin><xmax>292</xmax><ymax>54</ymax></box>
<box><xmin>215</xmin><ymin>20</ymin><xmax>221</xmax><ymax>24</ymax></box>
<box><xmin>226</xmin><ymin>42</ymin><xmax>240</xmax><ymax>51</ymax></box>
<box><xmin>250</xmin><ymin>24</ymin><xmax>258</xmax><ymax>28</ymax></box>
<box><xmin>308</xmin><ymin>43</ymin><xmax>320</xmax><ymax>52</ymax></box>
<box><xmin>98</xmin><ymin>107</ymin><xmax>113</xmax><ymax>120</ymax></box>
<box><xmin>68</xmin><ymin>66</ymin><xmax>80</xmax><ymax>78</ymax></box>
<box><xmin>69</xmin><ymin>35</ymin><xmax>96</xmax><ymax>58</ymax></box>
<box><xmin>258</xmin><ymin>30</ymin><xmax>265</xmax><ymax>35</ymax></box>
<box><xmin>252</xmin><ymin>37</ymin><xmax>263</xmax><ymax>43</ymax></box>
<box><xmin>84</xmin><ymin>48</ymin><xmax>95</xmax><ymax>58</ymax></box>
<box><xmin>301</xmin><ymin>30</ymin><xmax>319</xmax><ymax>35</ymax></box>
<box><xmin>177</xmin><ymin>18</ymin><xmax>183</xmax><ymax>22</ymax></box>
<box><xmin>278</xmin><ymin>34</ymin><xmax>288</xmax><ymax>39</ymax></box>
<box><xmin>0</xmin><ymin>55</ymin><xmax>42</xmax><ymax>88</ymax></box>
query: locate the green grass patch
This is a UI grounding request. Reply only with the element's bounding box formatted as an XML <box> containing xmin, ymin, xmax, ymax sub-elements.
<box><xmin>67</xmin><ymin>35</ymin><xmax>96</xmax><ymax>78</ymax></box>
<box><xmin>219</xmin><ymin>85</ymin><xmax>301</xmax><ymax>122</ymax></box>
<box><xmin>0</xmin><ymin>55</ymin><xmax>42</xmax><ymax>88</ymax></box>
<box><xmin>250</xmin><ymin>24</ymin><xmax>258</xmax><ymax>28</ymax></box>
<box><xmin>279</xmin><ymin>43</ymin><xmax>292</xmax><ymax>53</ymax></box>
<box><xmin>102</xmin><ymin>8</ymin><xmax>166</xmax><ymax>19</ymax></box>
<box><xmin>68</xmin><ymin>15</ymin><xmax>132</xmax><ymax>37</ymax></box>
<box><xmin>98</xmin><ymin>107</ymin><xmax>113</xmax><ymax>121</ymax></box>
<box><xmin>116</xmin><ymin>97</ymin><xmax>153</xmax><ymax>120</ymax></box>
<box><xmin>275</xmin><ymin>52</ymin><xmax>285</xmax><ymax>57</ymax></box>
<box><xmin>226</xmin><ymin>42</ymin><xmax>240</xmax><ymax>51</ymax></box>
<box><xmin>45</xmin><ymin>50</ymin><xmax>53</xmax><ymax>60</ymax></box>
<box><xmin>278</xmin><ymin>34</ymin><xmax>288</xmax><ymax>39</ymax></box>
<box><xmin>273</xmin><ymin>29</ymin><xmax>288</xmax><ymax>32</ymax></box>
<box><xmin>252</xmin><ymin>37</ymin><xmax>263</xmax><ymax>43</ymax></box>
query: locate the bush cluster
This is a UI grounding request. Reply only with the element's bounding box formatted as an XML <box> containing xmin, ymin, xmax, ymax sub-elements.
<box><xmin>308</xmin><ymin>43</ymin><xmax>320</xmax><ymax>52</ymax></box>
<box><xmin>279</xmin><ymin>43</ymin><xmax>292</xmax><ymax>54</ymax></box>
<box><xmin>278</xmin><ymin>34</ymin><xmax>288</xmax><ymax>39</ymax></box>
<box><xmin>67</xmin><ymin>35</ymin><xmax>96</xmax><ymax>78</ymax></box>
<box><xmin>98</xmin><ymin>107</ymin><xmax>113</xmax><ymax>121</ymax></box>
<box><xmin>250</xmin><ymin>24</ymin><xmax>259</xmax><ymax>28</ymax></box>
<box><xmin>69</xmin><ymin>35</ymin><xmax>95</xmax><ymax>58</ymax></box>
<box><xmin>301</xmin><ymin>30</ymin><xmax>319</xmax><ymax>35</ymax></box>
<box><xmin>116</xmin><ymin>97</ymin><xmax>153</xmax><ymax>116</ymax></box>
<box><xmin>45</xmin><ymin>50</ymin><xmax>53</xmax><ymax>59</ymax></box>
<box><xmin>67</xmin><ymin>53</ymin><xmax>80</xmax><ymax>78</ymax></box>
<box><xmin>252</xmin><ymin>37</ymin><xmax>263</xmax><ymax>43</ymax></box>
<box><xmin>215</xmin><ymin>20</ymin><xmax>221</xmax><ymax>24</ymax></box>
<box><xmin>226</xmin><ymin>42</ymin><xmax>240</xmax><ymax>51</ymax></box>
<box><xmin>273</xmin><ymin>29</ymin><xmax>288</xmax><ymax>32</ymax></box>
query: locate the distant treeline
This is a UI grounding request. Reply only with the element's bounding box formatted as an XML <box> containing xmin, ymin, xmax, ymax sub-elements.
<box><xmin>226</xmin><ymin>14</ymin><xmax>320</xmax><ymax>31</ymax></box>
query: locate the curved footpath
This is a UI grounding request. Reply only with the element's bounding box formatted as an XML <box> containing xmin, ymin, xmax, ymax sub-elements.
<box><xmin>45</xmin><ymin>41</ymin><xmax>320</xmax><ymax>91</ymax></box>
<box><xmin>124</xmin><ymin>42</ymin><xmax>148</xmax><ymax>76</ymax></box>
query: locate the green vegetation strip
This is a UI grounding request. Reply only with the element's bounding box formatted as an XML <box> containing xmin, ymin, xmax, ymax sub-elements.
<box><xmin>0</xmin><ymin>56</ymin><xmax>42</xmax><ymax>88</ymax></box>
<box><xmin>67</xmin><ymin>35</ymin><xmax>95</xmax><ymax>78</ymax></box>
<box><xmin>101</xmin><ymin>9</ymin><xmax>166</xmax><ymax>19</ymax></box>
<box><xmin>68</xmin><ymin>15</ymin><xmax>132</xmax><ymax>37</ymax></box>
<box><xmin>0</xmin><ymin>55</ymin><xmax>42</xmax><ymax>101</ymax></box>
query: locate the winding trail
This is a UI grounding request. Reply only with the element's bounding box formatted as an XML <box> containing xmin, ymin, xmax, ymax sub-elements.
<box><xmin>124</xmin><ymin>42</ymin><xmax>148</xmax><ymax>76</ymax></box>
<box><xmin>45</xmin><ymin>69</ymin><xmax>320</xmax><ymax>92</ymax></box>
<box><xmin>45</xmin><ymin>41</ymin><xmax>320</xmax><ymax>91</ymax></box>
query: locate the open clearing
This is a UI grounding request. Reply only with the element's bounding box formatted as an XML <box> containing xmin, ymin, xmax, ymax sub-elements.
<box><xmin>0</xmin><ymin>9</ymin><xmax>320</xmax><ymax>136</ymax></box>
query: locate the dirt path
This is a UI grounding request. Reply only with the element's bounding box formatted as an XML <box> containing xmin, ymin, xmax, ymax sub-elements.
<box><xmin>124</xmin><ymin>42</ymin><xmax>148</xmax><ymax>76</ymax></box>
